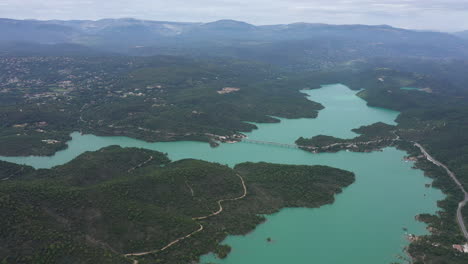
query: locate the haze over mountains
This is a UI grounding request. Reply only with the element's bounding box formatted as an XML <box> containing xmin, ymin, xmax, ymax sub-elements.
<box><xmin>2</xmin><ymin>18</ymin><xmax>468</xmax><ymax>68</ymax></box>
<box><xmin>455</xmin><ymin>30</ymin><xmax>468</xmax><ymax>40</ymax></box>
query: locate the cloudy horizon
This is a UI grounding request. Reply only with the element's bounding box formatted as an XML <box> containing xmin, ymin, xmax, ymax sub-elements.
<box><xmin>0</xmin><ymin>0</ymin><xmax>467</xmax><ymax>32</ymax></box>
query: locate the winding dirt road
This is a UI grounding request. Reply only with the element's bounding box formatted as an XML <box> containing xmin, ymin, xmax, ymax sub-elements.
<box><xmin>185</xmin><ymin>180</ymin><xmax>195</xmax><ymax>196</ymax></box>
<box><xmin>192</xmin><ymin>174</ymin><xmax>247</xmax><ymax>220</ymax></box>
<box><xmin>127</xmin><ymin>156</ymin><xmax>154</xmax><ymax>173</ymax></box>
<box><xmin>124</xmin><ymin>173</ymin><xmax>247</xmax><ymax>261</ymax></box>
<box><xmin>415</xmin><ymin>143</ymin><xmax>468</xmax><ymax>241</ymax></box>
<box><xmin>124</xmin><ymin>223</ymin><xmax>204</xmax><ymax>257</ymax></box>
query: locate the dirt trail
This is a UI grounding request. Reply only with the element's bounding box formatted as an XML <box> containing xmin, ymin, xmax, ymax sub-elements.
<box><xmin>185</xmin><ymin>180</ymin><xmax>195</xmax><ymax>196</ymax></box>
<box><xmin>124</xmin><ymin>174</ymin><xmax>247</xmax><ymax>261</ymax></box>
<box><xmin>128</xmin><ymin>156</ymin><xmax>153</xmax><ymax>173</ymax></box>
<box><xmin>124</xmin><ymin>223</ymin><xmax>204</xmax><ymax>257</ymax></box>
<box><xmin>415</xmin><ymin>143</ymin><xmax>468</xmax><ymax>241</ymax></box>
<box><xmin>192</xmin><ymin>174</ymin><xmax>247</xmax><ymax>220</ymax></box>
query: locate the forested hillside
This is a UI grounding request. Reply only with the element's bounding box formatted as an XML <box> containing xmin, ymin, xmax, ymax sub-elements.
<box><xmin>0</xmin><ymin>56</ymin><xmax>322</xmax><ymax>156</ymax></box>
<box><xmin>0</xmin><ymin>146</ymin><xmax>354</xmax><ymax>263</ymax></box>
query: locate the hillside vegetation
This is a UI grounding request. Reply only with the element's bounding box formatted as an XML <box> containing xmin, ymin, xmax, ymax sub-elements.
<box><xmin>0</xmin><ymin>56</ymin><xmax>322</xmax><ymax>156</ymax></box>
<box><xmin>0</xmin><ymin>146</ymin><xmax>354</xmax><ymax>263</ymax></box>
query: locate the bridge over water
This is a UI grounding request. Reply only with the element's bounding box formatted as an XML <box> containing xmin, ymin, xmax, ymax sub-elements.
<box><xmin>240</xmin><ymin>138</ymin><xmax>316</xmax><ymax>150</ymax></box>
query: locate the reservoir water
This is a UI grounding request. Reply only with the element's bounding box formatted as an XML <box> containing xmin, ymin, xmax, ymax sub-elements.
<box><xmin>0</xmin><ymin>84</ymin><xmax>444</xmax><ymax>263</ymax></box>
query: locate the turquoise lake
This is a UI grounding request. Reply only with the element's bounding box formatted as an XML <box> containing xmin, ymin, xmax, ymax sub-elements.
<box><xmin>0</xmin><ymin>84</ymin><xmax>445</xmax><ymax>263</ymax></box>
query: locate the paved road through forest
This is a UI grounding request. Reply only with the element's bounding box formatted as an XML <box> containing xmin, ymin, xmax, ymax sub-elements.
<box><xmin>415</xmin><ymin>143</ymin><xmax>468</xmax><ymax>241</ymax></box>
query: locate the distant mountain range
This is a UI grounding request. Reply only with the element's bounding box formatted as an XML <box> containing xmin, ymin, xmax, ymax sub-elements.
<box><xmin>1</xmin><ymin>18</ymin><xmax>465</xmax><ymax>44</ymax></box>
<box><xmin>1</xmin><ymin>18</ymin><xmax>468</xmax><ymax>68</ymax></box>
<box><xmin>455</xmin><ymin>30</ymin><xmax>468</xmax><ymax>40</ymax></box>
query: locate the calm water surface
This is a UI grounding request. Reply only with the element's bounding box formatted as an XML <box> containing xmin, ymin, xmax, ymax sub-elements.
<box><xmin>0</xmin><ymin>84</ymin><xmax>444</xmax><ymax>263</ymax></box>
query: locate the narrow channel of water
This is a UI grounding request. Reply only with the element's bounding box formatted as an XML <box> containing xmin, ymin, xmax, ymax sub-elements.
<box><xmin>0</xmin><ymin>84</ymin><xmax>444</xmax><ymax>263</ymax></box>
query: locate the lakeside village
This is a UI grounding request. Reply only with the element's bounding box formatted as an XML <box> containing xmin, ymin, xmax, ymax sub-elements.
<box><xmin>407</xmin><ymin>234</ymin><xmax>468</xmax><ymax>254</ymax></box>
<box><xmin>206</xmin><ymin>133</ymin><xmax>246</xmax><ymax>147</ymax></box>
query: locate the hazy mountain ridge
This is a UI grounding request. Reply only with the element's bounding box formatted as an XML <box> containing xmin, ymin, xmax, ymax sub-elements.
<box><xmin>1</xmin><ymin>18</ymin><xmax>466</xmax><ymax>44</ymax></box>
<box><xmin>455</xmin><ymin>30</ymin><xmax>468</xmax><ymax>39</ymax></box>
<box><xmin>2</xmin><ymin>18</ymin><xmax>468</xmax><ymax>68</ymax></box>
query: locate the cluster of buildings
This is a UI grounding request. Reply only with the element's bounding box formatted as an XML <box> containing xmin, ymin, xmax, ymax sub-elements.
<box><xmin>452</xmin><ymin>243</ymin><xmax>468</xmax><ymax>253</ymax></box>
<box><xmin>217</xmin><ymin>87</ymin><xmax>240</xmax><ymax>94</ymax></box>
<box><xmin>41</xmin><ymin>139</ymin><xmax>61</xmax><ymax>144</ymax></box>
<box><xmin>205</xmin><ymin>133</ymin><xmax>246</xmax><ymax>144</ymax></box>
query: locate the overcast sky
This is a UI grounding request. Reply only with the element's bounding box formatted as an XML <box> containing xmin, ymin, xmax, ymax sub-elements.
<box><xmin>1</xmin><ymin>0</ymin><xmax>467</xmax><ymax>32</ymax></box>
